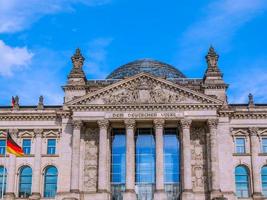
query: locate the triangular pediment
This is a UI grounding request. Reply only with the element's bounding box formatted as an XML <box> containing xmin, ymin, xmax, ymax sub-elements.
<box><xmin>67</xmin><ymin>73</ymin><xmax>223</xmax><ymax>106</ymax></box>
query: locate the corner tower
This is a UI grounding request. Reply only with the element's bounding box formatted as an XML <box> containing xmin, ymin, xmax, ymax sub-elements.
<box><xmin>203</xmin><ymin>46</ymin><xmax>228</xmax><ymax>103</ymax></box>
<box><xmin>63</xmin><ymin>48</ymin><xmax>87</xmax><ymax>102</ymax></box>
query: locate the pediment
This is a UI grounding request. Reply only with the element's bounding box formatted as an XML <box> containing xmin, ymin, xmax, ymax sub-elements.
<box><xmin>67</xmin><ymin>73</ymin><xmax>223</xmax><ymax>106</ymax></box>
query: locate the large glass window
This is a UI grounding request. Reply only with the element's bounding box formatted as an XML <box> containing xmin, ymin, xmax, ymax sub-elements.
<box><xmin>235</xmin><ymin>165</ymin><xmax>250</xmax><ymax>198</ymax></box>
<box><xmin>164</xmin><ymin>128</ymin><xmax>180</xmax><ymax>200</ymax></box>
<box><xmin>44</xmin><ymin>166</ymin><xmax>58</xmax><ymax>198</ymax></box>
<box><xmin>22</xmin><ymin>139</ymin><xmax>31</xmax><ymax>155</ymax></box>
<box><xmin>0</xmin><ymin>140</ymin><xmax>6</xmax><ymax>155</ymax></box>
<box><xmin>111</xmin><ymin>129</ymin><xmax>126</xmax><ymax>200</ymax></box>
<box><xmin>135</xmin><ymin>128</ymin><xmax>155</xmax><ymax>200</ymax></box>
<box><xmin>235</xmin><ymin>138</ymin><xmax>246</xmax><ymax>154</ymax></box>
<box><xmin>262</xmin><ymin>138</ymin><xmax>267</xmax><ymax>153</ymax></box>
<box><xmin>47</xmin><ymin>139</ymin><xmax>56</xmax><ymax>155</ymax></box>
<box><xmin>262</xmin><ymin>166</ymin><xmax>267</xmax><ymax>196</ymax></box>
<box><xmin>19</xmin><ymin>166</ymin><xmax>32</xmax><ymax>198</ymax></box>
<box><xmin>0</xmin><ymin>166</ymin><xmax>7</xmax><ymax>198</ymax></box>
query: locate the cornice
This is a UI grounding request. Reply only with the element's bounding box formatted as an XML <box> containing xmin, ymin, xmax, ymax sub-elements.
<box><xmin>68</xmin><ymin>104</ymin><xmax>221</xmax><ymax>111</ymax></box>
<box><xmin>0</xmin><ymin>113</ymin><xmax>58</xmax><ymax>121</ymax></box>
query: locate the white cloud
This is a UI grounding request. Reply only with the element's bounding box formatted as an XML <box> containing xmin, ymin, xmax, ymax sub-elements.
<box><xmin>176</xmin><ymin>0</ymin><xmax>267</xmax><ymax>68</ymax></box>
<box><xmin>85</xmin><ymin>37</ymin><xmax>113</xmax><ymax>79</ymax></box>
<box><xmin>0</xmin><ymin>40</ymin><xmax>33</xmax><ymax>76</ymax></box>
<box><xmin>0</xmin><ymin>0</ymin><xmax>111</xmax><ymax>33</ymax></box>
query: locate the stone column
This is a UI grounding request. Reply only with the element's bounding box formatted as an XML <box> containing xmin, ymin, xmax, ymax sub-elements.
<box><xmin>6</xmin><ymin>129</ymin><xmax>18</xmax><ymax>200</ymax></box>
<box><xmin>249</xmin><ymin>127</ymin><xmax>264</xmax><ymax>199</ymax></box>
<box><xmin>30</xmin><ymin>129</ymin><xmax>43</xmax><ymax>200</ymax></box>
<box><xmin>180</xmin><ymin>119</ymin><xmax>193</xmax><ymax>200</ymax></box>
<box><xmin>97</xmin><ymin>119</ymin><xmax>109</xmax><ymax>195</ymax></box>
<box><xmin>153</xmin><ymin>119</ymin><xmax>167</xmax><ymax>200</ymax></box>
<box><xmin>123</xmin><ymin>119</ymin><xmax>137</xmax><ymax>200</ymax></box>
<box><xmin>207</xmin><ymin>119</ymin><xmax>221</xmax><ymax>198</ymax></box>
<box><xmin>70</xmin><ymin>120</ymin><xmax>82</xmax><ymax>193</ymax></box>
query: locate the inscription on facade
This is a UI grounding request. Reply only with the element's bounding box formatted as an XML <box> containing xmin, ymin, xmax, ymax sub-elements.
<box><xmin>106</xmin><ymin>112</ymin><xmax>183</xmax><ymax>119</ymax></box>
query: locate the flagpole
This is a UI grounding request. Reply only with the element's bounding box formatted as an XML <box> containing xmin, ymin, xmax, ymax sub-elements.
<box><xmin>1</xmin><ymin>131</ymin><xmax>7</xmax><ymax>199</ymax></box>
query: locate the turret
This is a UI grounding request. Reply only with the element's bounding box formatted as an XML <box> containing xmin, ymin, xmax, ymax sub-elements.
<box><xmin>203</xmin><ymin>46</ymin><xmax>228</xmax><ymax>103</ymax></box>
<box><xmin>63</xmin><ymin>48</ymin><xmax>87</xmax><ymax>103</ymax></box>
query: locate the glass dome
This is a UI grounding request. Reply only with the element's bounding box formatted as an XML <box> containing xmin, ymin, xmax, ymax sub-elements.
<box><xmin>106</xmin><ymin>59</ymin><xmax>186</xmax><ymax>79</ymax></box>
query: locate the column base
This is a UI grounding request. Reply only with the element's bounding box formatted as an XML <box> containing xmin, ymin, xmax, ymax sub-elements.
<box><xmin>211</xmin><ymin>190</ymin><xmax>223</xmax><ymax>200</ymax></box>
<box><xmin>4</xmin><ymin>193</ymin><xmax>15</xmax><ymax>200</ymax></box>
<box><xmin>29</xmin><ymin>193</ymin><xmax>41</xmax><ymax>200</ymax></box>
<box><xmin>181</xmin><ymin>190</ymin><xmax>194</xmax><ymax>200</ymax></box>
<box><xmin>153</xmin><ymin>190</ymin><xmax>167</xmax><ymax>200</ymax></box>
<box><xmin>252</xmin><ymin>192</ymin><xmax>264</xmax><ymax>200</ymax></box>
<box><xmin>123</xmin><ymin>190</ymin><xmax>137</xmax><ymax>200</ymax></box>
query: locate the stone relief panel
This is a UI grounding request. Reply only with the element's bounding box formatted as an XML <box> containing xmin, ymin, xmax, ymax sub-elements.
<box><xmin>83</xmin><ymin>128</ymin><xmax>99</xmax><ymax>192</ymax></box>
<box><xmin>191</xmin><ymin>127</ymin><xmax>208</xmax><ymax>192</ymax></box>
<box><xmin>90</xmin><ymin>77</ymin><xmax>200</xmax><ymax>104</ymax></box>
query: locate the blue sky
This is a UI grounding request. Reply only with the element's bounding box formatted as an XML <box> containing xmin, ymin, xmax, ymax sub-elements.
<box><xmin>0</xmin><ymin>0</ymin><xmax>267</xmax><ymax>105</ymax></box>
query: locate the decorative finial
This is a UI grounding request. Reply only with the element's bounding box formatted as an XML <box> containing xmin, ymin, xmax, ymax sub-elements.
<box><xmin>37</xmin><ymin>95</ymin><xmax>44</xmax><ymax>110</ymax></box>
<box><xmin>206</xmin><ymin>45</ymin><xmax>219</xmax><ymax>68</ymax></box>
<box><xmin>248</xmin><ymin>93</ymin><xmax>254</xmax><ymax>107</ymax></box>
<box><xmin>71</xmin><ymin>48</ymin><xmax>85</xmax><ymax>69</ymax></box>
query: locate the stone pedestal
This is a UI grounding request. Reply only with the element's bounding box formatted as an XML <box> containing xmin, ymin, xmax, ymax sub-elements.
<box><xmin>154</xmin><ymin>190</ymin><xmax>167</xmax><ymax>200</ymax></box>
<box><xmin>4</xmin><ymin>193</ymin><xmax>15</xmax><ymax>200</ymax></box>
<box><xmin>181</xmin><ymin>190</ymin><xmax>194</xmax><ymax>200</ymax></box>
<box><xmin>29</xmin><ymin>192</ymin><xmax>41</xmax><ymax>200</ymax></box>
<box><xmin>123</xmin><ymin>190</ymin><xmax>137</xmax><ymax>200</ymax></box>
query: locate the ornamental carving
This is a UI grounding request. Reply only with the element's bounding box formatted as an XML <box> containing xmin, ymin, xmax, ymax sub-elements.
<box><xmin>73</xmin><ymin>120</ymin><xmax>83</xmax><ymax>129</ymax></box>
<box><xmin>180</xmin><ymin>119</ymin><xmax>192</xmax><ymax>129</ymax></box>
<box><xmin>103</xmin><ymin>78</ymin><xmax>188</xmax><ymax>104</ymax></box>
<box><xmin>124</xmin><ymin>119</ymin><xmax>136</xmax><ymax>129</ymax></box>
<box><xmin>97</xmin><ymin>119</ymin><xmax>109</xmax><ymax>129</ymax></box>
<box><xmin>249</xmin><ymin>127</ymin><xmax>258</xmax><ymax>136</ymax></box>
<box><xmin>207</xmin><ymin>119</ymin><xmax>218</xmax><ymax>129</ymax></box>
<box><xmin>84</xmin><ymin>128</ymin><xmax>99</xmax><ymax>192</ymax></box>
<box><xmin>153</xmin><ymin>119</ymin><xmax>165</xmax><ymax>129</ymax></box>
<box><xmin>191</xmin><ymin>127</ymin><xmax>208</xmax><ymax>192</ymax></box>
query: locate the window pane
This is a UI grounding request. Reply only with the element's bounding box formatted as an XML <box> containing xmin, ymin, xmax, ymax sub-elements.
<box><xmin>0</xmin><ymin>166</ymin><xmax>7</xmax><ymax>197</ymax></box>
<box><xmin>0</xmin><ymin>140</ymin><xmax>6</xmax><ymax>155</ymax></box>
<box><xmin>22</xmin><ymin>139</ymin><xmax>31</xmax><ymax>155</ymax></box>
<box><xmin>235</xmin><ymin>166</ymin><xmax>250</xmax><ymax>198</ymax></box>
<box><xmin>44</xmin><ymin>166</ymin><xmax>58</xmax><ymax>197</ymax></box>
<box><xmin>262</xmin><ymin>166</ymin><xmax>267</xmax><ymax>196</ymax></box>
<box><xmin>236</xmin><ymin>138</ymin><xmax>246</xmax><ymax>153</ymax></box>
<box><xmin>19</xmin><ymin>166</ymin><xmax>32</xmax><ymax>198</ymax></box>
<box><xmin>262</xmin><ymin>139</ymin><xmax>267</xmax><ymax>153</ymax></box>
<box><xmin>47</xmin><ymin>139</ymin><xmax>56</xmax><ymax>155</ymax></box>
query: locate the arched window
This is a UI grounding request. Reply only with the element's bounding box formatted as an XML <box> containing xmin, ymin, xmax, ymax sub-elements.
<box><xmin>0</xmin><ymin>166</ymin><xmax>7</xmax><ymax>198</ymax></box>
<box><xmin>235</xmin><ymin>165</ymin><xmax>250</xmax><ymax>198</ymax></box>
<box><xmin>44</xmin><ymin>166</ymin><xmax>58</xmax><ymax>198</ymax></box>
<box><xmin>19</xmin><ymin>166</ymin><xmax>32</xmax><ymax>198</ymax></box>
<box><xmin>261</xmin><ymin>166</ymin><xmax>267</xmax><ymax>196</ymax></box>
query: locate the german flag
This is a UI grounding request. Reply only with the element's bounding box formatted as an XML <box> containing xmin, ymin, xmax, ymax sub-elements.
<box><xmin>7</xmin><ymin>132</ymin><xmax>24</xmax><ymax>157</ymax></box>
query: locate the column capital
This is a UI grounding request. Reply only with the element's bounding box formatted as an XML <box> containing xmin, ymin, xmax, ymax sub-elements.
<box><xmin>249</xmin><ymin>127</ymin><xmax>259</xmax><ymax>136</ymax></box>
<box><xmin>153</xmin><ymin>119</ymin><xmax>165</xmax><ymax>129</ymax></box>
<box><xmin>180</xmin><ymin>119</ymin><xmax>192</xmax><ymax>129</ymax></box>
<box><xmin>73</xmin><ymin>120</ymin><xmax>83</xmax><ymax>129</ymax></box>
<box><xmin>34</xmin><ymin>129</ymin><xmax>43</xmax><ymax>137</ymax></box>
<box><xmin>97</xmin><ymin>119</ymin><xmax>109</xmax><ymax>129</ymax></box>
<box><xmin>207</xmin><ymin>119</ymin><xmax>218</xmax><ymax>129</ymax></box>
<box><xmin>124</xmin><ymin>119</ymin><xmax>136</xmax><ymax>129</ymax></box>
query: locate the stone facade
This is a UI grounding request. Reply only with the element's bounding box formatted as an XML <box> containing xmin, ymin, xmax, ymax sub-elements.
<box><xmin>0</xmin><ymin>47</ymin><xmax>267</xmax><ymax>200</ymax></box>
